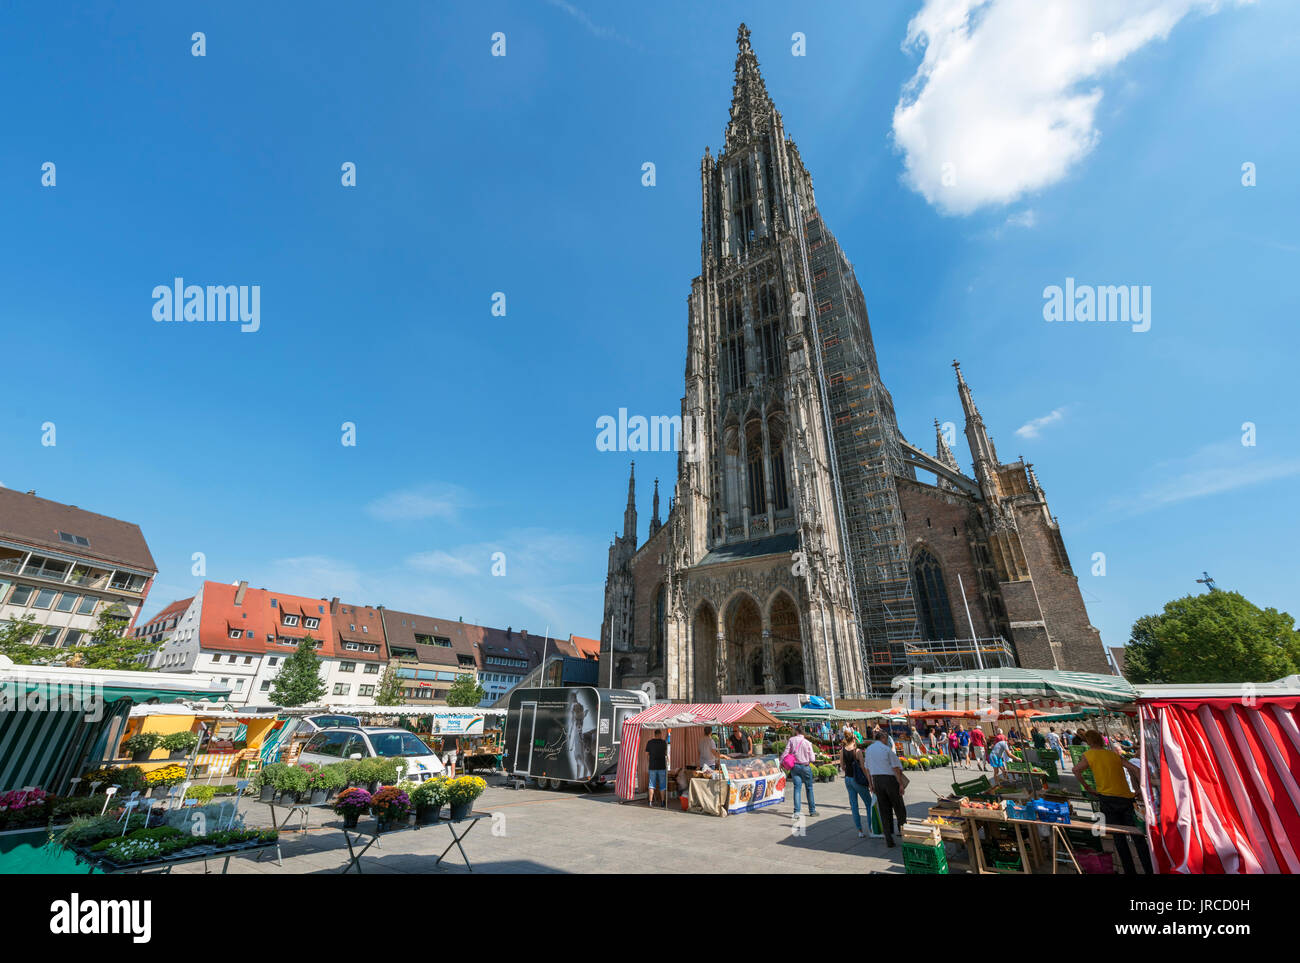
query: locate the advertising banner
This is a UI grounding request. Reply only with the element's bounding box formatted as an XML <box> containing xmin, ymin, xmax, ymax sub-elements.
<box><xmin>721</xmin><ymin>693</ymin><xmax>807</xmax><ymax>713</ymax></box>
<box><xmin>722</xmin><ymin>754</ymin><xmax>786</xmax><ymax>813</ymax></box>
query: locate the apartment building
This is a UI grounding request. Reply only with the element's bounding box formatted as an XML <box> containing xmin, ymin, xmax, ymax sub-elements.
<box><xmin>0</xmin><ymin>488</ymin><xmax>156</xmax><ymax>649</ymax></box>
<box><xmin>326</xmin><ymin>598</ymin><xmax>386</xmax><ymax>703</ymax></box>
<box><xmin>380</xmin><ymin>609</ymin><xmax>480</xmax><ymax>703</ymax></box>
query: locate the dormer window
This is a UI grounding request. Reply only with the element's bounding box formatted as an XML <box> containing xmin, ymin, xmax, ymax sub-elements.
<box><xmin>304</xmin><ymin>617</ymin><xmax>319</xmax><ymax>630</ymax></box>
<box><xmin>282</xmin><ymin>614</ymin><xmax>299</xmax><ymax>627</ymax></box>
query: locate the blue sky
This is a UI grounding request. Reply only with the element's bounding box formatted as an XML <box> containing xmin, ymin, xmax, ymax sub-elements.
<box><xmin>2</xmin><ymin>1</ymin><xmax>1297</xmax><ymax>657</ymax></box>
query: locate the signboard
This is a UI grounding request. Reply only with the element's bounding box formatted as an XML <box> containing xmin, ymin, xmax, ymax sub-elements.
<box><xmin>722</xmin><ymin>755</ymin><xmax>786</xmax><ymax>813</ymax></box>
<box><xmin>721</xmin><ymin>693</ymin><xmax>807</xmax><ymax>713</ymax></box>
<box><xmin>427</xmin><ymin>710</ymin><xmax>489</xmax><ymax>736</ymax></box>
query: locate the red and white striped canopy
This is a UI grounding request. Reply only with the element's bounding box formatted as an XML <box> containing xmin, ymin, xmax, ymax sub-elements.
<box><xmin>1140</xmin><ymin>694</ymin><xmax>1300</xmax><ymax>874</ymax></box>
<box><xmin>614</xmin><ymin>703</ymin><xmax>781</xmax><ymax>800</ymax></box>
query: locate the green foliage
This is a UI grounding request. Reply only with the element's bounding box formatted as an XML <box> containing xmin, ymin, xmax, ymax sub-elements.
<box><xmin>375</xmin><ymin>663</ymin><xmax>404</xmax><ymax>706</ymax></box>
<box><xmin>268</xmin><ymin>636</ymin><xmax>327</xmax><ymax>707</ymax></box>
<box><xmin>1126</xmin><ymin>590</ymin><xmax>1300</xmax><ymax>685</ymax></box>
<box><xmin>252</xmin><ymin>762</ymin><xmax>288</xmax><ymax>791</ymax></box>
<box><xmin>57</xmin><ymin>815</ymin><xmax>126</xmax><ymax>851</ymax></box>
<box><xmin>187</xmin><ymin>785</ymin><xmax>217</xmax><ymax>805</ymax></box>
<box><xmin>409</xmin><ymin>777</ymin><xmax>449</xmax><ymax>808</ymax></box>
<box><xmin>445</xmin><ymin>673</ymin><xmax>486</xmax><ymax>707</ymax></box>
<box><xmin>272</xmin><ymin>765</ymin><xmax>309</xmax><ymax>793</ymax></box>
<box><xmin>123</xmin><ymin>732</ymin><xmax>161</xmax><ymax>756</ymax></box>
<box><xmin>160</xmin><ymin>730</ymin><xmax>200</xmax><ymax>752</ymax></box>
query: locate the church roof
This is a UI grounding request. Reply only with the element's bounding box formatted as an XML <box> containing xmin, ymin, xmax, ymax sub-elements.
<box><xmin>697</xmin><ymin>533</ymin><xmax>799</xmax><ymax>567</ymax></box>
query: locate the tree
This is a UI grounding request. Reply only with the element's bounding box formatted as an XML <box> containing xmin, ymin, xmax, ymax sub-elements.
<box><xmin>1</xmin><ymin>609</ymin><xmax>160</xmax><ymax>669</ymax></box>
<box><xmin>269</xmin><ymin>636</ymin><xmax>327</xmax><ymax>707</ymax></box>
<box><xmin>0</xmin><ymin>613</ymin><xmax>44</xmax><ymax>663</ymax></box>
<box><xmin>1125</xmin><ymin>591</ymin><xmax>1300</xmax><ymax>685</ymax></box>
<box><xmin>375</xmin><ymin>662</ymin><xmax>404</xmax><ymax>706</ymax></box>
<box><xmin>446</xmin><ymin>673</ymin><xmax>486</xmax><ymax>707</ymax></box>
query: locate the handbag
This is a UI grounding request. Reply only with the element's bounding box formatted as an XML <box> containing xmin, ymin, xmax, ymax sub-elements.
<box><xmin>781</xmin><ymin>752</ymin><xmax>798</xmax><ymax>772</ymax></box>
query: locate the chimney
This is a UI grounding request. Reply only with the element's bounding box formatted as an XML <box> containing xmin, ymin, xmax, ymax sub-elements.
<box><xmin>506</xmin><ymin>627</ymin><xmax>512</xmax><ymax>638</ymax></box>
<box><xmin>234</xmin><ymin>580</ymin><xmax>248</xmax><ymax>605</ymax></box>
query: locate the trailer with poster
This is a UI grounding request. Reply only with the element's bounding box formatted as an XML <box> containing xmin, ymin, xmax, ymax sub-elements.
<box><xmin>503</xmin><ymin>686</ymin><xmax>650</xmax><ymax>790</ymax></box>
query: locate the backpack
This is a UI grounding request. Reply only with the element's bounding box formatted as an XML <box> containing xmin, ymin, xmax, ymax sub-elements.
<box><xmin>849</xmin><ymin>749</ymin><xmax>871</xmax><ymax>788</ymax></box>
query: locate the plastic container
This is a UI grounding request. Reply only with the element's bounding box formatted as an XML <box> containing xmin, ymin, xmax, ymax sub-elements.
<box><xmin>902</xmin><ymin>841</ymin><xmax>949</xmax><ymax>875</ymax></box>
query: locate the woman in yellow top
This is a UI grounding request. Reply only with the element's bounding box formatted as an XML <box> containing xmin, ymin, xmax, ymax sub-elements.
<box><xmin>1072</xmin><ymin>730</ymin><xmax>1153</xmax><ymax>874</ymax></box>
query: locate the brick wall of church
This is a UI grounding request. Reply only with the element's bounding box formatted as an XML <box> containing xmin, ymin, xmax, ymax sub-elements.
<box><xmin>898</xmin><ymin>480</ymin><xmax>996</xmax><ymax>640</ymax></box>
<box><xmin>620</xmin><ymin>523</ymin><xmax>672</xmax><ymax>689</ymax></box>
<box><xmin>1012</xmin><ymin>503</ymin><xmax>1111</xmax><ymax>673</ymax></box>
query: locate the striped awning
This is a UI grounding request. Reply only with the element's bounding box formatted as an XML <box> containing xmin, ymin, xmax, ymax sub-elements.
<box><xmin>1140</xmin><ymin>692</ymin><xmax>1300</xmax><ymax>873</ymax></box>
<box><xmin>624</xmin><ymin>702</ymin><xmax>781</xmax><ymax>729</ymax></box>
<box><xmin>892</xmin><ymin>667</ymin><xmax>1137</xmax><ymax>712</ymax></box>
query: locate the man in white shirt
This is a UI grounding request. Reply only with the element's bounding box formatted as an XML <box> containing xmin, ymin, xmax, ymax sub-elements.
<box><xmin>864</xmin><ymin>730</ymin><xmax>909</xmax><ymax>847</ymax></box>
<box><xmin>698</xmin><ymin>726</ymin><xmax>720</xmax><ymax>769</ymax></box>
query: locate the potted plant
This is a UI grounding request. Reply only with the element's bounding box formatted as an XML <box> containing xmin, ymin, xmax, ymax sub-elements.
<box><xmin>410</xmin><ymin>777</ymin><xmax>448</xmax><ymax>825</ymax></box>
<box><xmin>333</xmin><ymin>787</ymin><xmax>372</xmax><ymax>829</ymax></box>
<box><xmin>370</xmin><ymin>786</ymin><xmax>411</xmax><ymax>833</ymax></box>
<box><xmin>254</xmin><ymin>763</ymin><xmax>286</xmax><ymax>802</ymax></box>
<box><xmin>321</xmin><ymin>763</ymin><xmax>348</xmax><ymax>799</ymax></box>
<box><xmin>305</xmin><ymin>766</ymin><xmax>336</xmax><ymax>805</ymax></box>
<box><xmin>124</xmin><ymin>732</ymin><xmax>160</xmax><ymax>762</ymax></box>
<box><xmin>160</xmin><ymin>730</ymin><xmax>200</xmax><ymax>760</ymax></box>
<box><xmin>444</xmin><ymin>776</ymin><xmax>486</xmax><ymax>821</ymax></box>
<box><xmin>274</xmin><ymin>765</ymin><xmax>309</xmax><ymax>804</ymax></box>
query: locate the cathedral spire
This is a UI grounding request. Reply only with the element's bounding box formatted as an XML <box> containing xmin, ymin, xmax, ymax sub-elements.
<box><xmin>725</xmin><ymin>23</ymin><xmax>776</xmax><ymax>150</ymax></box>
<box><xmin>650</xmin><ymin>477</ymin><xmax>661</xmax><ymax>535</ymax></box>
<box><xmin>954</xmin><ymin>360</ymin><xmax>999</xmax><ymax>469</ymax></box>
<box><xmin>623</xmin><ymin>461</ymin><xmax>638</xmax><ymax>541</ymax></box>
<box><xmin>933</xmin><ymin>418</ymin><xmax>960</xmax><ymax>474</ymax></box>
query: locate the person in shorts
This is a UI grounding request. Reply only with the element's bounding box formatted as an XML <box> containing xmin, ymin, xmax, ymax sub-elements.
<box><xmin>645</xmin><ymin>729</ymin><xmax>668</xmax><ymax>807</ymax></box>
<box><xmin>441</xmin><ymin>734</ymin><xmax>459</xmax><ymax>777</ymax></box>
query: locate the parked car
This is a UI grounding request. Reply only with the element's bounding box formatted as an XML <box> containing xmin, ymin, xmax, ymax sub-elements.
<box><xmin>298</xmin><ymin>726</ymin><xmax>445</xmax><ymax>781</ymax></box>
<box><xmin>299</xmin><ymin>713</ymin><xmax>361</xmax><ymax>733</ymax></box>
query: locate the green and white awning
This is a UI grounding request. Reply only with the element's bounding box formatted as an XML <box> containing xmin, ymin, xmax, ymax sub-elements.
<box><xmin>891</xmin><ymin>667</ymin><xmax>1137</xmax><ymax>712</ymax></box>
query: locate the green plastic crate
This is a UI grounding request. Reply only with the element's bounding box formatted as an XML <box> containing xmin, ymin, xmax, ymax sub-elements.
<box><xmin>902</xmin><ymin>841</ymin><xmax>949</xmax><ymax>875</ymax></box>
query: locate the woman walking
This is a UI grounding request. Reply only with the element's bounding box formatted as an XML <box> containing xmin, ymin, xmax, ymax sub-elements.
<box><xmin>785</xmin><ymin>726</ymin><xmax>819</xmax><ymax>817</ymax></box>
<box><xmin>841</xmin><ymin>734</ymin><xmax>874</xmax><ymax>839</ymax></box>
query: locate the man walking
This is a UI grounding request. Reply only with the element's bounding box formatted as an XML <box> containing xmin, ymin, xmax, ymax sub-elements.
<box><xmin>865</xmin><ymin>730</ymin><xmax>909</xmax><ymax>847</ymax></box>
<box><xmin>968</xmin><ymin>725</ymin><xmax>987</xmax><ymax>771</ymax></box>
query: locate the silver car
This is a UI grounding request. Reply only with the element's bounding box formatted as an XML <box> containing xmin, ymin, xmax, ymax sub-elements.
<box><xmin>298</xmin><ymin>726</ymin><xmax>446</xmax><ymax>781</ymax></box>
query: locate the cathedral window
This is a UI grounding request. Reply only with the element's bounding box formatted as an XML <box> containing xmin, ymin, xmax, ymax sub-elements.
<box><xmin>912</xmin><ymin>549</ymin><xmax>957</xmax><ymax>641</ymax></box>
<box><xmin>747</xmin><ymin>450</ymin><xmax>766</xmax><ymax>515</ymax></box>
<box><xmin>736</xmin><ymin>165</ymin><xmax>756</xmax><ymax>246</ymax></box>
<box><xmin>722</xmin><ymin>297</ymin><xmax>746</xmax><ymax>392</ymax></box>
<box><xmin>652</xmin><ymin>583</ymin><xmax>666</xmax><ymax>669</ymax></box>
<box><xmin>771</xmin><ymin>449</ymin><xmax>789</xmax><ymax>511</ymax></box>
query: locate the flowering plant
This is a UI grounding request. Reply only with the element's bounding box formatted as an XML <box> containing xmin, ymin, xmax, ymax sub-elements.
<box><xmin>445</xmin><ymin>776</ymin><xmax>486</xmax><ymax>805</ymax></box>
<box><xmin>333</xmin><ymin>787</ymin><xmax>371</xmax><ymax>816</ymax></box>
<box><xmin>0</xmin><ymin>788</ymin><xmax>49</xmax><ymax>812</ymax></box>
<box><xmin>370</xmin><ymin>786</ymin><xmax>411</xmax><ymax>822</ymax></box>
<box><xmin>409</xmin><ymin>776</ymin><xmax>448</xmax><ymax>808</ymax></box>
<box><xmin>145</xmin><ymin>765</ymin><xmax>187</xmax><ymax>787</ymax></box>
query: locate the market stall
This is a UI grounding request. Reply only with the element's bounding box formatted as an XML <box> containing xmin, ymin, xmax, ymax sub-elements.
<box><xmin>614</xmin><ymin>702</ymin><xmax>782</xmax><ymax>814</ymax></box>
<box><xmin>1137</xmin><ymin>676</ymin><xmax>1300</xmax><ymax>874</ymax></box>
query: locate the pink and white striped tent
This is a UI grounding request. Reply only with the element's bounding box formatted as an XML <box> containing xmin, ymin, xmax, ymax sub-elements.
<box><xmin>1139</xmin><ymin>678</ymin><xmax>1300</xmax><ymax>874</ymax></box>
<box><xmin>614</xmin><ymin>702</ymin><xmax>781</xmax><ymax>800</ymax></box>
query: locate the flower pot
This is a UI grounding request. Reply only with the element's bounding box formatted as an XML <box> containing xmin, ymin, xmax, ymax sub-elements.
<box><xmin>367</xmin><ymin>781</ymin><xmax>381</xmax><ymax>795</ymax></box>
<box><xmin>151</xmin><ymin>786</ymin><xmax>168</xmax><ymax>799</ymax></box>
<box><xmin>342</xmin><ymin>812</ymin><xmax>360</xmax><ymax>829</ymax></box>
<box><xmin>131</xmin><ymin>751</ymin><xmax>151</xmax><ymax>762</ymax></box>
<box><xmin>449</xmin><ymin>800</ymin><xmax>472</xmax><ymax>821</ymax></box>
<box><xmin>416</xmin><ymin>803</ymin><xmax>442</xmax><ymax>825</ymax></box>
<box><xmin>309</xmin><ymin>789</ymin><xmax>328</xmax><ymax>805</ymax></box>
<box><xmin>280</xmin><ymin>790</ymin><xmax>299</xmax><ymax>805</ymax></box>
<box><xmin>375</xmin><ymin>818</ymin><xmax>392</xmax><ymax>834</ymax></box>
<box><xmin>168</xmin><ymin>750</ymin><xmax>188</xmax><ymax>761</ymax></box>
<box><xmin>259</xmin><ymin>785</ymin><xmax>276</xmax><ymax>802</ymax></box>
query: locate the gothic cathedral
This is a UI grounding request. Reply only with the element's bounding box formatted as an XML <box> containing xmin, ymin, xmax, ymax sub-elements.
<box><xmin>600</xmin><ymin>26</ymin><xmax>1111</xmax><ymax>700</ymax></box>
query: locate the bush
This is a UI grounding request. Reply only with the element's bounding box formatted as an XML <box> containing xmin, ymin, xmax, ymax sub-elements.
<box><xmin>273</xmin><ymin>766</ymin><xmax>309</xmax><ymax>794</ymax></box>
<box><xmin>253</xmin><ymin>763</ymin><xmax>289</xmax><ymax>791</ymax></box>
<box><xmin>187</xmin><ymin>785</ymin><xmax>217</xmax><ymax>805</ymax></box>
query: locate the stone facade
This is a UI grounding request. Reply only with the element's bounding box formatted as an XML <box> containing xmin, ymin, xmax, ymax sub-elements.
<box><xmin>600</xmin><ymin>26</ymin><xmax>1111</xmax><ymax>699</ymax></box>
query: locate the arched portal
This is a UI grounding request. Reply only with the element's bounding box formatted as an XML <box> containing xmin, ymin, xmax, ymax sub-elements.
<box><xmin>769</xmin><ymin>592</ymin><xmax>805</xmax><ymax>693</ymax></box>
<box><xmin>724</xmin><ymin>594</ymin><xmax>763</xmax><ymax>695</ymax></box>
<box><xmin>692</xmin><ymin>601</ymin><xmax>719</xmax><ymax>701</ymax></box>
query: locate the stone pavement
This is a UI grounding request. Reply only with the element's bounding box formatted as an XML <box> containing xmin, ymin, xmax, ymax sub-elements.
<box><xmin>169</xmin><ymin>762</ymin><xmax>982</xmax><ymax>874</ymax></box>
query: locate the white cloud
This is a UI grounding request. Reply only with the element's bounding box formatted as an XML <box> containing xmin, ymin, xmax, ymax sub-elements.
<box><xmin>407</xmin><ymin>549</ymin><xmax>479</xmax><ymax>577</ymax></box>
<box><xmin>1015</xmin><ymin>406</ymin><xmax>1068</xmax><ymax>439</ymax></box>
<box><xmin>1123</xmin><ymin>441</ymin><xmax>1300</xmax><ymax>514</ymax></box>
<box><xmin>892</xmin><ymin>0</ymin><xmax>1248</xmax><ymax>215</ymax></box>
<box><xmin>364</xmin><ymin>484</ymin><xmax>463</xmax><ymax>522</ymax></box>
